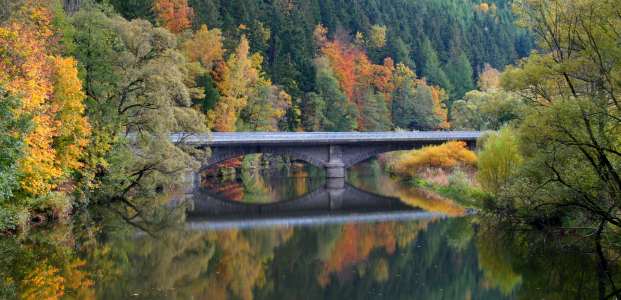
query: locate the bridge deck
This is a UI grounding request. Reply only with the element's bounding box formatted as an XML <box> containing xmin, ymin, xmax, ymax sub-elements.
<box><xmin>178</xmin><ymin>131</ymin><xmax>483</xmax><ymax>146</ymax></box>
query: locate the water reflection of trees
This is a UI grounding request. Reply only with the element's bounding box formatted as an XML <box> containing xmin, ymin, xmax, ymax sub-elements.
<box><xmin>472</xmin><ymin>217</ymin><xmax>621</xmax><ymax>299</ymax></box>
<box><xmin>0</xmin><ymin>220</ymin><xmax>95</xmax><ymax>299</ymax></box>
<box><xmin>202</xmin><ymin>164</ymin><xmax>325</xmax><ymax>203</ymax></box>
<box><xmin>4</xmin><ymin>194</ymin><xmax>621</xmax><ymax>299</ymax></box>
<box><xmin>348</xmin><ymin>161</ymin><xmax>466</xmax><ymax>216</ymax></box>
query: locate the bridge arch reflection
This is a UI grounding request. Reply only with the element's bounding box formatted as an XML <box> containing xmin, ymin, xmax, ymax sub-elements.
<box><xmin>187</xmin><ymin>177</ymin><xmax>412</xmax><ymax>216</ymax></box>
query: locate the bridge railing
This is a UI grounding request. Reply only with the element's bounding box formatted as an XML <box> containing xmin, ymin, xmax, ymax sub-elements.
<box><xmin>174</xmin><ymin>131</ymin><xmax>484</xmax><ymax>144</ymax></box>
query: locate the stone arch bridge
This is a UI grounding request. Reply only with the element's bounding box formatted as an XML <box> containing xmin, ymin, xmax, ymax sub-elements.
<box><xmin>179</xmin><ymin>131</ymin><xmax>482</xmax><ymax>188</ymax></box>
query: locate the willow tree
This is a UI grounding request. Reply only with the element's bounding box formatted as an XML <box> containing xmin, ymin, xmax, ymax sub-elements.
<box><xmin>500</xmin><ymin>0</ymin><xmax>621</xmax><ymax>227</ymax></box>
<box><xmin>72</xmin><ymin>5</ymin><xmax>208</xmax><ymax>202</ymax></box>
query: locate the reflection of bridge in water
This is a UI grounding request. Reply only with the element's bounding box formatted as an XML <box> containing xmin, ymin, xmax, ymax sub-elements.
<box><xmin>185</xmin><ymin>178</ymin><xmax>446</xmax><ymax>230</ymax></box>
<box><xmin>188</xmin><ymin>177</ymin><xmax>410</xmax><ymax>215</ymax></box>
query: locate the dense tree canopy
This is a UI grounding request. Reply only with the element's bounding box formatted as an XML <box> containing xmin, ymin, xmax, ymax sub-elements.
<box><xmin>103</xmin><ymin>0</ymin><xmax>532</xmax><ymax>131</ymax></box>
<box><xmin>0</xmin><ymin>0</ymin><xmax>534</xmax><ymax>230</ymax></box>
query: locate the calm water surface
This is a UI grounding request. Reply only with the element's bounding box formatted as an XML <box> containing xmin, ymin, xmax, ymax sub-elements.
<box><xmin>1</xmin><ymin>160</ymin><xmax>619</xmax><ymax>299</ymax></box>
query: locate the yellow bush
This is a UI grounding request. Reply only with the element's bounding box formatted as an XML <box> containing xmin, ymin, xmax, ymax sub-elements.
<box><xmin>393</xmin><ymin>141</ymin><xmax>477</xmax><ymax>178</ymax></box>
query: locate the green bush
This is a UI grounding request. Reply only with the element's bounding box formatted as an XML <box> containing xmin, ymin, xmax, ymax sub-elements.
<box><xmin>32</xmin><ymin>192</ymin><xmax>72</xmax><ymax>218</ymax></box>
<box><xmin>0</xmin><ymin>204</ymin><xmax>29</xmax><ymax>231</ymax></box>
<box><xmin>476</xmin><ymin>127</ymin><xmax>522</xmax><ymax>195</ymax></box>
<box><xmin>475</xmin><ymin>130</ymin><xmax>495</xmax><ymax>151</ymax></box>
<box><xmin>442</xmin><ymin>169</ymin><xmax>490</xmax><ymax>209</ymax></box>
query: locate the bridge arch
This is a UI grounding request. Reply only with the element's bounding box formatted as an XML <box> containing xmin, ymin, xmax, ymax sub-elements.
<box><xmin>198</xmin><ymin>146</ymin><xmax>327</xmax><ymax>174</ymax></box>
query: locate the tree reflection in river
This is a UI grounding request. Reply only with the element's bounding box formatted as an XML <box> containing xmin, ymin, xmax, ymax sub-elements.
<box><xmin>348</xmin><ymin>160</ymin><xmax>466</xmax><ymax>216</ymax></box>
<box><xmin>2</xmin><ymin>162</ymin><xmax>621</xmax><ymax>299</ymax></box>
<box><xmin>202</xmin><ymin>163</ymin><xmax>325</xmax><ymax>203</ymax></box>
<box><xmin>473</xmin><ymin>216</ymin><xmax>621</xmax><ymax>299</ymax></box>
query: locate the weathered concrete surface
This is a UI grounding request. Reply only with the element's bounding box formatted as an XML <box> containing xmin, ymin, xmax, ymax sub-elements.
<box><xmin>180</xmin><ymin>131</ymin><xmax>482</xmax><ymax>179</ymax></box>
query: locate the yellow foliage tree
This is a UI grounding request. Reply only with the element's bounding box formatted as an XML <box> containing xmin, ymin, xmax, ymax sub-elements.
<box><xmin>213</xmin><ymin>36</ymin><xmax>259</xmax><ymax>132</ymax></box>
<box><xmin>0</xmin><ymin>0</ymin><xmax>90</xmax><ymax>196</ymax></box>
<box><xmin>183</xmin><ymin>25</ymin><xmax>224</xmax><ymax>70</ymax></box>
<box><xmin>477</xmin><ymin>63</ymin><xmax>501</xmax><ymax>92</ymax></box>
<box><xmin>48</xmin><ymin>56</ymin><xmax>91</xmax><ymax>184</ymax></box>
<box><xmin>393</xmin><ymin>141</ymin><xmax>477</xmax><ymax>178</ymax></box>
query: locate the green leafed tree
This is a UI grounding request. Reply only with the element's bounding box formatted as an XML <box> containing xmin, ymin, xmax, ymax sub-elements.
<box><xmin>360</xmin><ymin>91</ymin><xmax>392</xmax><ymax>132</ymax></box>
<box><xmin>445</xmin><ymin>52</ymin><xmax>475</xmax><ymax>101</ymax></box>
<box><xmin>71</xmin><ymin>4</ymin><xmax>208</xmax><ymax>202</ymax></box>
<box><xmin>451</xmin><ymin>90</ymin><xmax>521</xmax><ymax>131</ymax></box>
<box><xmin>0</xmin><ymin>85</ymin><xmax>32</xmax><ymax>202</ymax></box>
<box><xmin>496</xmin><ymin>0</ymin><xmax>621</xmax><ymax>227</ymax></box>
<box><xmin>304</xmin><ymin>70</ymin><xmax>358</xmax><ymax>132</ymax></box>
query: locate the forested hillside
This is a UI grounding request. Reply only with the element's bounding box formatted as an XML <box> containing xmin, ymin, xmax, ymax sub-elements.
<box><xmin>102</xmin><ymin>0</ymin><xmax>533</xmax><ymax>131</ymax></box>
<box><xmin>0</xmin><ymin>0</ymin><xmax>532</xmax><ymax>230</ymax></box>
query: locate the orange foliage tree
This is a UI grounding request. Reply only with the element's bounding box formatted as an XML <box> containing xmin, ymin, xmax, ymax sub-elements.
<box><xmin>320</xmin><ymin>38</ymin><xmax>370</xmax><ymax>104</ymax></box>
<box><xmin>0</xmin><ymin>0</ymin><xmax>90</xmax><ymax>196</ymax></box>
<box><xmin>154</xmin><ymin>0</ymin><xmax>194</xmax><ymax>34</ymax></box>
<box><xmin>430</xmin><ymin>85</ymin><xmax>451</xmax><ymax>130</ymax></box>
<box><xmin>183</xmin><ymin>24</ymin><xmax>224</xmax><ymax>69</ymax></box>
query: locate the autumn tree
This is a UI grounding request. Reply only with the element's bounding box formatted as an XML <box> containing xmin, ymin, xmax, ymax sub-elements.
<box><xmin>181</xmin><ymin>24</ymin><xmax>224</xmax><ymax>111</ymax></box>
<box><xmin>212</xmin><ymin>36</ymin><xmax>258</xmax><ymax>132</ymax></box>
<box><xmin>183</xmin><ymin>24</ymin><xmax>223</xmax><ymax>69</ymax></box>
<box><xmin>0</xmin><ymin>0</ymin><xmax>90</xmax><ymax>197</ymax></box>
<box><xmin>153</xmin><ymin>0</ymin><xmax>194</xmax><ymax>34</ymax></box>
<box><xmin>356</xmin><ymin>24</ymin><xmax>388</xmax><ymax>64</ymax></box>
<box><xmin>477</xmin><ymin>63</ymin><xmax>501</xmax><ymax>92</ymax></box>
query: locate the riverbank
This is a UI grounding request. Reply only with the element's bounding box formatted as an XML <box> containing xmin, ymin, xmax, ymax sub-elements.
<box><xmin>378</xmin><ymin>141</ymin><xmax>490</xmax><ymax>211</ymax></box>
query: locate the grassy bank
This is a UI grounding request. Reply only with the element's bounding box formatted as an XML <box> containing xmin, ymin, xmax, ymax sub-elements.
<box><xmin>378</xmin><ymin>141</ymin><xmax>492</xmax><ymax>211</ymax></box>
<box><xmin>408</xmin><ymin>169</ymin><xmax>492</xmax><ymax>211</ymax></box>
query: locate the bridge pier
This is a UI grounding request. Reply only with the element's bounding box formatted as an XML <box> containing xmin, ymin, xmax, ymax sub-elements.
<box><xmin>325</xmin><ymin>145</ymin><xmax>346</xmax><ymax>178</ymax></box>
<box><xmin>184</xmin><ymin>168</ymin><xmax>201</xmax><ymax>193</ymax></box>
<box><xmin>326</xmin><ymin>177</ymin><xmax>346</xmax><ymax>209</ymax></box>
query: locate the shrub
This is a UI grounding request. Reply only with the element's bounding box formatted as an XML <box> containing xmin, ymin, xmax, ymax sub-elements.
<box><xmin>32</xmin><ymin>192</ymin><xmax>72</xmax><ymax>218</ymax></box>
<box><xmin>476</xmin><ymin>127</ymin><xmax>522</xmax><ymax>194</ymax></box>
<box><xmin>0</xmin><ymin>204</ymin><xmax>29</xmax><ymax>231</ymax></box>
<box><xmin>475</xmin><ymin>131</ymin><xmax>495</xmax><ymax>151</ymax></box>
<box><xmin>377</xmin><ymin>150</ymin><xmax>407</xmax><ymax>173</ymax></box>
<box><xmin>393</xmin><ymin>141</ymin><xmax>477</xmax><ymax>178</ymax></box>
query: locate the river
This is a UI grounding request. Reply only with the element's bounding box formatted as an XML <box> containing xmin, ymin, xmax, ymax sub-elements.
<box><xmin>0</xmin><ymin>159</ymin><xmax>619</xmax><ymax>299</ymax></box>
